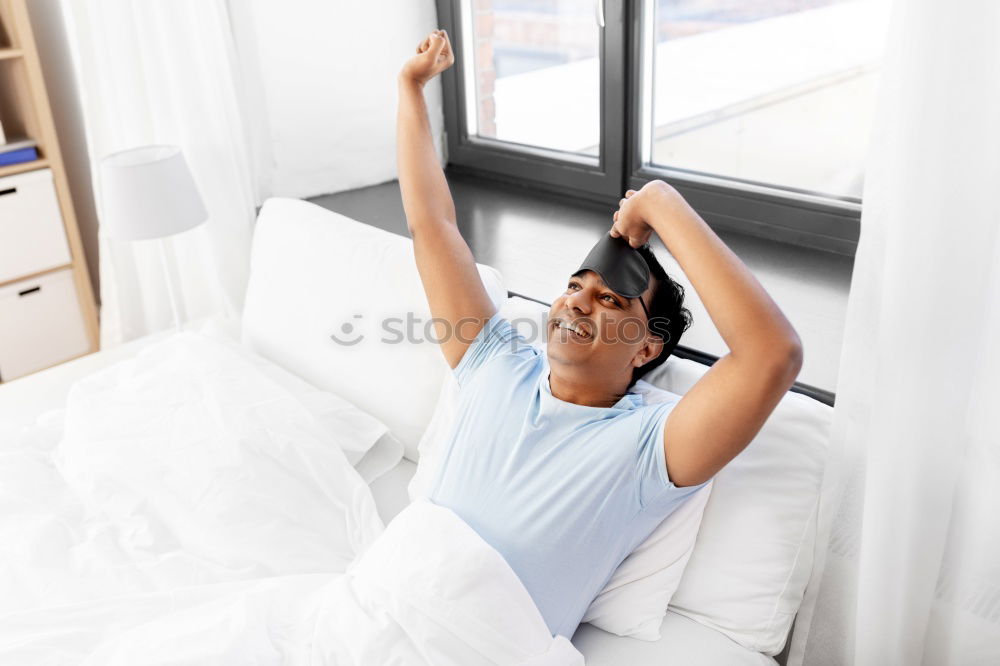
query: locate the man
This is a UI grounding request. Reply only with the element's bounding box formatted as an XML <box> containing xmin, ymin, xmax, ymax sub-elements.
<box><xmin>397</xmin><ymin>29</ymin><xmax>803</xmax><ymax>638</ymax></box>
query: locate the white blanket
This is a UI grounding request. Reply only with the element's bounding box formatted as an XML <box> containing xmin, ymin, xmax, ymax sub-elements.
<box><xmin>0</xmin><ymin>333</ymin><xmax>387</xmax><ymax>614</ymax></box>
<box><xmin>0</xmin><ymin>500</ymin><xmax>581</xmax><ymax>665</ymax></box>
<box><xmin>0</xmin><ymin>333</ymin><xmax>580</xmax><ymax>664</ymax></box>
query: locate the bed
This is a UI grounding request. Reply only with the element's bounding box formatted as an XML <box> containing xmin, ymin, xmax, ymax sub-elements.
<box><xmin>0</xmin><ymin>197</ymin><xmax>834</xmax><ymax>664</ymax></box>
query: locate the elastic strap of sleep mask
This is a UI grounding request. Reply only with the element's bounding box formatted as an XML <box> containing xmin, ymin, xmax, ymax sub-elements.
<box><xmin>635</xmin><ymin>291</ymin><xmax>652</xmax><ymax>319</ymax></box>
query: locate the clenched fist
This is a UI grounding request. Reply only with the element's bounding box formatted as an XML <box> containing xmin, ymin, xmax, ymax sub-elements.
<box><xmin>610</xmin><ymin>180</ymin><xmax>686</xmax><ymax>248</ymax></box>
<box><xmin>399</xmin><ymin>29</ymin><xmax>455</xmax><ymax>87</ymax></box>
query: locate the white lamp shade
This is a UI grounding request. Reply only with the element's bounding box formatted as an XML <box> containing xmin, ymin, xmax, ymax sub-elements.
<box><xmin>99</xmin><ymin>145</ymin><xmax>208</xmax><ymax>241</ymax></box>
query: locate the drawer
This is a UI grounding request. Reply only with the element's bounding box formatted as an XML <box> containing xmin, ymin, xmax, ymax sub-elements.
<box><xmin>0</xmin><ymin>268</ymin><xmax>90</xmax><ymax>382</ymax></box>
<box><xmin>0</xmin><ymin>168</ymin><xmax>72</xmax><ymax>284</ymax></box>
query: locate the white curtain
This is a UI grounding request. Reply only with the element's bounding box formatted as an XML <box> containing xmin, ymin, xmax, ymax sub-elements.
<box><xmin>62</xmin><ymin>0</ymin><xmax>258</xmax><ymax>347</ymax></box>
<box><xmin>789</xmin><ymin>1</ymin><xmax>1000</xmax><ymax>664</ymax></box>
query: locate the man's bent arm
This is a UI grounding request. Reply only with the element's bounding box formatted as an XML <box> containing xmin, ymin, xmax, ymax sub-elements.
<box><xmin>396</xmin><ymin>75</ymin><xmax>496</xmax><ymax>368</ymax></box>
<box><xmin>641</xmin><ymin>182</ymin><xmax>803</xmax><ymax>487</ymax></box>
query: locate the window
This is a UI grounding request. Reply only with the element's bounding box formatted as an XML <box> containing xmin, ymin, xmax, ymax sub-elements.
<box><xmin>464</xmin><ymin>0</ymin><xmax>601</xmax><ymax>156</ymax></box>
<box><xmin>436</xmin><ymin>0</ymin><xmax>890</xmax><ymax>255</ymax></box>
<box><xmin>646</xmin><ymin>0</ymin><xmax>887</xmax><ymax>200</ymax></box>
<box><xmin>439</xmin><ymin>0</ymin><xmax>625</xmax><ymax>200</ymax></box>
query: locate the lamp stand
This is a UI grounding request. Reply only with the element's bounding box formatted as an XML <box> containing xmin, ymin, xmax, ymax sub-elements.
<box><xmin>157</xmin><ymin>237</ymin><xmax>183</xmax><ymax>334</ymax></box>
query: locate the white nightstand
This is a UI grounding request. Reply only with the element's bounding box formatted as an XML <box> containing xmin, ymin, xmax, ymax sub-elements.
<box><xmin>0</xmin><ymin>168</ymin><xmax>91</xmax><ymax>381</ymax></box>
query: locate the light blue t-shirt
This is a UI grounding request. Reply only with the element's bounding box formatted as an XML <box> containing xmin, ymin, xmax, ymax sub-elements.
<box><xmin>428</xmin><ymin>311</ymin><xmax>709</xmax><ymax>638</ymax></box>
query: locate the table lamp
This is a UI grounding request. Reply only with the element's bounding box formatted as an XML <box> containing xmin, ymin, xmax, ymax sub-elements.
<box><xmin>99</xmin><ymin>145</ymin><xmax>208</xmax><ymax>333</ymax></box>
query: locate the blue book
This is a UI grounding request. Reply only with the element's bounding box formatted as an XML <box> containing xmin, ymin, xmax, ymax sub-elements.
<box><xmin>0</xmin><ymin>146</ymin><xmax>39</xmax><ymax>166</ymax></box>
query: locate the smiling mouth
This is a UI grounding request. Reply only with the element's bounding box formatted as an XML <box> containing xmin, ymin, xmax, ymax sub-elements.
<box><xmin>551</xmin><ymin>317</ymin><xmax>592</xmax><ymax>341</ymax></box>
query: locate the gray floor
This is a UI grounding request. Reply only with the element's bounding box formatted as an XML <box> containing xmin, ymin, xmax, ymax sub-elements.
<box><xmin>308</xmin><ymin>172</ymin><xmax>854</xmax><ymax>395</ymax></box>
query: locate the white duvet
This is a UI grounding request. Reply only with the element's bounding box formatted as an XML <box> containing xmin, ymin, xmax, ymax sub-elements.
<box><xmin>0</xmin><ymin>333</ymin><xmax>580</xmax><ymax>665</ymax></box>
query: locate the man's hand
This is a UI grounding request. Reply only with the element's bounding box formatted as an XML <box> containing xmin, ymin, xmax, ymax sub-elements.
<box><xmin>610</xmin><ymin>180</ymin><xmax>681</xmax><ymax>248</ymax></box>
<box><xmin>399</xmin><ymin>29</ymin><xmax>455</xmax><ymax>88</ymax></box>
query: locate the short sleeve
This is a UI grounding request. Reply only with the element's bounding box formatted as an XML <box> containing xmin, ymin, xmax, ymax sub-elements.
<box><xmin>635</xmin><ymin>401</ymin><xmax>710</xmax><ymax>510</ymax></box>
<box><xmin>452</xmin><ymin>310</ymin><xmax>539</xmax><ymax>388</ymax></box>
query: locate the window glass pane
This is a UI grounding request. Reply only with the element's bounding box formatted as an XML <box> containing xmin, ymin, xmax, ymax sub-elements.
<box><xmin>649</xmin><ymin>0</ymin><xmax>890</xmax><ymax>199</ymax></box>
<box><xmin>465</xmin><ymin>0</ymin><xmax>601</xmax><ymax>156</ymax></box>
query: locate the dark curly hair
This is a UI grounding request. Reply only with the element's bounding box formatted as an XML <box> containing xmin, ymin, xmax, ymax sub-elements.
<box><xmin>631</xmin><ymin>245</ymin><xmax>692</xmax><ymax>385</ymax></box>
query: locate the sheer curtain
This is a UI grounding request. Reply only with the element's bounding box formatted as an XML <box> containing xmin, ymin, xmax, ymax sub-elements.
<box><xmin>788</xmin><ymin>1</ymin><xmax>1000</xmax><ymax>663</ymax></box>
<box><xmin>62</xmin><ymin>0</ymin><xmax>258</xmax><ymax>347</ymax></box>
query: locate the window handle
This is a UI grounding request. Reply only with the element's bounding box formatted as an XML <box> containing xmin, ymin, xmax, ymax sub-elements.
<box><xmin>596</xmin><ymin>0</ymin><xmax>605</xmax><ymax>28</ymax></box>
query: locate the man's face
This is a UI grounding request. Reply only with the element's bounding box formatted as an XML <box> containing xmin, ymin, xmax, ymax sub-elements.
<box><xmin>546</xmin><ymin>269</ymin><xmax>662</xmax><ymax>378</ymax></box>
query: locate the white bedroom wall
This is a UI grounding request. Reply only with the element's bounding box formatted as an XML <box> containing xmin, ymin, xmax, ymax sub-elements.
<box><xmin>232</xmin><ymin>0</ymin><xmax>446</xmax><ymax>201</ymax></box>
<box><xmin>28</xmin><ymin>0</ymin><xmax>444</xmax><ymax>295</ymax></box>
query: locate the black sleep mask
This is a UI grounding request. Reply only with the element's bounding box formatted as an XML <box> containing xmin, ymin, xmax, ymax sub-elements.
<box><xmin>573</xmin><ymin>233</ymin><xmax>652</xmax><ymax>315</ymax></box>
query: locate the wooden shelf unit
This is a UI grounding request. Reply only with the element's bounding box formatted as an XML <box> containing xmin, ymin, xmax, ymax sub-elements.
<box><xmin>0</xmin><ymin>0</ymin><xmax>100</xmax><ymax>381</ymax></box>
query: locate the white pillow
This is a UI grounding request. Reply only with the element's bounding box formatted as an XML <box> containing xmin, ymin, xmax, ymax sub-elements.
<box><xmin>241</xmin><ymin>198</ymin><xmax>507</xmax><ymax>462</ymax></box>
<box><xmin>643</xmin><ymin>358</ymin><xmax>833</xmax><ymax>656</ymax></box>
<box><xmin>408</xmin><ymin>295</ymin><xmax>714</xmax><ymax>641</ymax></box>
<box><xmin>194</xmin><ymin>313</ymin><xmax>400</xmax><ymax>482</ymax></box>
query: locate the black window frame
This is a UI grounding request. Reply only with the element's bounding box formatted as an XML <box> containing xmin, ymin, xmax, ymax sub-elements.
<box><xmin>435</xmin><ymin>0</ymin><xmax>862</xmax><ymax>256</ymax></box>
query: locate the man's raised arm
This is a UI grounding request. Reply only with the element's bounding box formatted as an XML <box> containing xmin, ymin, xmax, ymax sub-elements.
<box><xmin>397</xmin><ymin>29</ymin><xmax>496</xmax><ymax>368</ymax></box>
